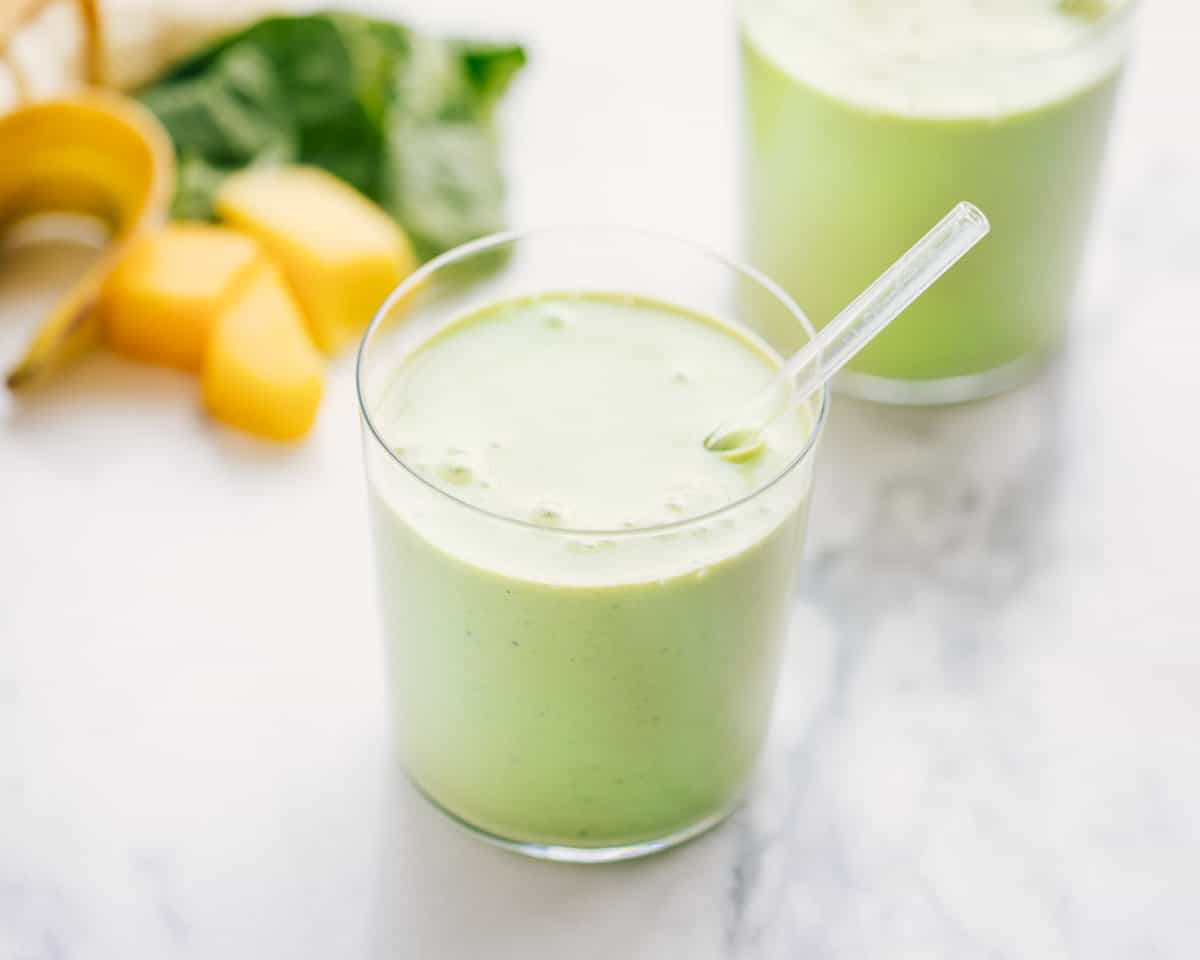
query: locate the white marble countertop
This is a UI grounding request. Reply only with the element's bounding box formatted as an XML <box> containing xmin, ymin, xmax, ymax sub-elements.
<box><xmin>2</xmin><ymin>1</ymin><xmax>1198</xmax><ymax>957</ymax></box>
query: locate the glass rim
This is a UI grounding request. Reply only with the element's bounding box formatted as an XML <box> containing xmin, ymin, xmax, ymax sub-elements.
<box><xmin>355</xmin><ymin>223</ymin><xmax>831</xmax><ymax>539</ymax></box>
<box><xmin>738</xmin><ymin>0</ymin><xmax>1140</xmax><ymax>71</ymax></box>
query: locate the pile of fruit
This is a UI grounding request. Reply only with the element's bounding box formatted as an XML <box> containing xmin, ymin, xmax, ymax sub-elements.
<box><xmin>0</xmin><ymin>2</ymin><xmax>524</xmax><ymax>441</ymax></box>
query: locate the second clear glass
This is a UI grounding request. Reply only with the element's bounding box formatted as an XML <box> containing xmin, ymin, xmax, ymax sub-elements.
<box><xmin>739</xmin><ymin>0</ymin><xmax>1137</xmax><ymax>404</ymax></box>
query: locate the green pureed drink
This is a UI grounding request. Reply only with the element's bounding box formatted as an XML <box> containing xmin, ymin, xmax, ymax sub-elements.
<box><xmin>741</xmin><ymin>0</ymin><xmax>1135</xmax><ymax>403</ymax></box>
<box><xmin>365</xmin><ymin>291</ymin><xmax>816</xmax><ymax>856</ymax></box>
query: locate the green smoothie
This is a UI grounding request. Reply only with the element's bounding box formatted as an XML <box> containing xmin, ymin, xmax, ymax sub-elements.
<box><xmin>741</xmin><ymin>0</ymin><xmax>1132</xmax><ymax>400</ymax></box>
<box><xmin>365</xmin><ymin>293</ymin><xmax>816</xmax><ymax>850</ymax></box>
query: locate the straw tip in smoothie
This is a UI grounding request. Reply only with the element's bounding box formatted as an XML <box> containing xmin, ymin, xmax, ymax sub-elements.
<box><xmin>1058</xmin><ymin>0</ymin><xmax>1111</xmax><ymax>21</ymax></box>
<box><xmin>704</xmin><ymin>427</ymin><xmax>766</xmax><ymax>463</ymax></box>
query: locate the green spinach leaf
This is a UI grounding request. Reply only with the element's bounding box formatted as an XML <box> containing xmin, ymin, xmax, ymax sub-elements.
<box><xmin>138</xmin><ymin>12</ymin><xmax>525</xmax><ymax>259</ymax></box>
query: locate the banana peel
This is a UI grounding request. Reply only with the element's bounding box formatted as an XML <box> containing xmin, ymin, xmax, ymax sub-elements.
<box><xmin>0</xmin><ymin>0</ymin><xmax>106</xmax><ymax>93</ymax></box>
<box><xmin>2</xmin><ymin>91</ymin><xmax>174</xmax><ymax>389</ymax></box>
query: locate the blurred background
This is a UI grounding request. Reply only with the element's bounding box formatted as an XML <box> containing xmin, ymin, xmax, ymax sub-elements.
<box><xmin>1</xmin><ymin>0</ymin><xmax>1197</xmax><ymax>958</ymax></box>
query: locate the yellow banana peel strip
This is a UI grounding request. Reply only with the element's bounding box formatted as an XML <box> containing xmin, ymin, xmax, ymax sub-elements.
<box><xmin>2</xmin><ymin>90</ymin><xmax>174</xmax><ymax>389</ymax></box>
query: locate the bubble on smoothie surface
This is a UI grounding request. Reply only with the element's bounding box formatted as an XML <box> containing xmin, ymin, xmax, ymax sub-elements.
<box><xmin>662</xmin><ymin>478</ymin><xmax>724</xmax><ymax>519</ymax></box>
<box><xmin>438</xmin><ymin>463</ymin><xmax>474</xmax><ymax>485</ymax></box>
<box><xmin>542</xmin><ymin>311</ymin><xmax>567</xmax><ymax>329</ymax></box>
<box><xmin>565</xmin><ymin>537</ymin><xmax>617</xmax><ymax>553</ymax></box>
<box><xmin>671</xmin><ymin>369</ymin><xmax>691</xmax><ymax>384</ymax></box>
<box><xmin>437</xmin><ymin>450</ymin><xmax>477</xmax><ymax>486</ymax></box>
<box><xmin>530</xmin><ymin>500</ymin><xmax>567</xmax><ymax>527</ymax></box>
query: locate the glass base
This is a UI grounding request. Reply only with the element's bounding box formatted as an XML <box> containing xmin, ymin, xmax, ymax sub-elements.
<box><xmin>834</xmin><ymin>350</ymin><xmax>1053</xmax><ymax>406</ymax></box>
<box><xmin>410</xmin><ymin>777</ymin><xmax>738</xmax><ymax>863</ymax></box>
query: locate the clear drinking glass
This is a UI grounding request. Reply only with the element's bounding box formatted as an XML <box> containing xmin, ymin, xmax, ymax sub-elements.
<box><xmin>357</xmin><ymin>227</ymin><xmax>828</xmax><ymax>862</ymax></box>
<box><xmin>740</xmin><ymin>0</ymin><xmax>1138</xmax><ymax>404</ymax></box>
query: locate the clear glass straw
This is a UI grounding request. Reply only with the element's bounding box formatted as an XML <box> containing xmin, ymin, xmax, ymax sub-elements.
<box><xmin>705</xmin><ymin>201</ymin><xmax>990</xmax><ymax>457</ymax></box>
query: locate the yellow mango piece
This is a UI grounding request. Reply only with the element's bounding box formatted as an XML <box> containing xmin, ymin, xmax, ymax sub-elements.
<box><xmin>215</xmin><ymin>165</ymin><xmax>416</xmax><ymax>353</ymax></box>
<box><xmin>202</xmin><ymin>264</ymin><xmax>324</xmax><ymax>442</ymax></box>
<box><xmin>100</xmin><ymin>224</ymin><xmax>263</xmax><ymax>370</ymax></box>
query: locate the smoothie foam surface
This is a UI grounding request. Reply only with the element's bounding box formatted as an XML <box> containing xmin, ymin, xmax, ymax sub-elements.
<box><xmin>367</xmin><ymin>293</ymin><xmax>817</xmax><ymax>586</ymax></box>
<box><xmin>742</xmin><ymin>0</ymin><xmax>1131</xmax><ymax>117</ymax></box>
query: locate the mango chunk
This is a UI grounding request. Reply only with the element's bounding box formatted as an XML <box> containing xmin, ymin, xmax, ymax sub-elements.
<box><xmin>202</xmin><ymin>264</ymin><xmax>324</xmax><ymax>441</ymax></box>
<box><xmin>214</xmin><ymin>165</ymin><xmax>416</xmax><ymax>353</ymax></box>
<box><xmin>100</xmin><ymin>224</ymin><xmax>263</xmax><ymax>370</ymax></box>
